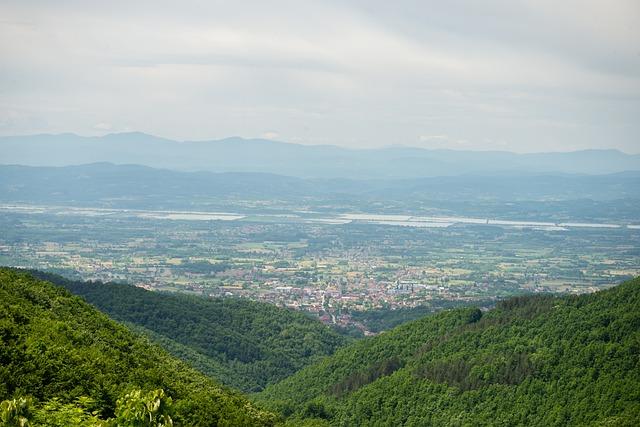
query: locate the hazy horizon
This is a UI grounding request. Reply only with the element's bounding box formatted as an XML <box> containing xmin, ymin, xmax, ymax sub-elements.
<box><xmin>2</xmin><ymin>131</ymin><xmax>639</xmax><ymax>178</ymax></box>
<box><xmin>2</xmin><ymin>3</ymin><xmax>640</xmax><ymax>424</ymax></box>
<box><xmin>1</xmin><ymin>0</ymin><xmax>639</xmax><ymax>153</ymax></box>
<box><xmin>3</xmin><ymin>130</ymin><xmax>640</xmax><ymax>155</ymax></box>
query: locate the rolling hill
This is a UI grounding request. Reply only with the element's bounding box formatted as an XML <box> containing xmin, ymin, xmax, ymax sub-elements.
<box><xmin>257</xmin><ymin>277</ymin><xmax>640</xmax><ymax>426</ymax></box>
<box><xmin>0</xmin><ymin>267</ymin><xmax>277</xmax><ymax>426</ymax></box>
<box><xmin>3</xmin><ymin>267</ymin><xmax>639</xmax><ymax>425</ymax></box>
<box><xmin>1</xmin><ymin>163</ymin><xmax>639</xmax><ymax>209</ymax></box>
<box><xmin>34</xmin><ymin>271</ymin><xmax>351</xmax><ymax>393</ymax></box>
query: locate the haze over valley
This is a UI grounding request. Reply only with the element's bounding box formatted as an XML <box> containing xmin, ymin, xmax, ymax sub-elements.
<box><xmin>1</xmin><ymin>1</ymin><xmax>639</xmax><ymax>425</ymax></box>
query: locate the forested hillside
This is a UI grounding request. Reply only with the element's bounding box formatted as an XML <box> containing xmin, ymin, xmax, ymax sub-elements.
<box><xmin>348</xmin><ymin>300</ymin><xmax>493</xmax><ymax>333</ymax></box>
<box><xmin>258</xmin><ymin>277</ymin><xmax>640</xmax><ymax>426</ymax></box>
<box><xmin>0</xmin><ymin>268</ymin><xmax>276</xmax><ymax>426</ymax></box>
<box><xmin>5</xmin><ymin>268</ymin><xmax>639</xmax><ymax>426</ymax></box>
<box><xmin>34</xmin><ymin>271</ymin><xmax>350</xmax><ymax>392</ymax></box>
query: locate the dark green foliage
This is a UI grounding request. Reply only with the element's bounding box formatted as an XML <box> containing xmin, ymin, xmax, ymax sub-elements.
<box><xmin>0</xmin><ymin>397</ymin><xmax>33</xmax><ymax>426</ymax></box>
<box><xmin>349</xmin><ymin>301</ymin><xmax>491</xmax><ymax>333</ymax></box>
<box><xmin>32</xmin><ymin>271</ymin><xmax>349</xmax><ymax>392</ymax></box>
<box><xmin>258</xmin><ymin>278</ymin><xmax>640</xmax><ymax>426</ymax></box>
<box><xmin>329</xmin><ymin>357</ymin><xmax>403</xmax><ymax>397</ymax></box>
<box><xmin>6</xmin><ymin>266</ymin><xmax>639</xmax><ymax>426</ymax></box>
<box><xmin>256</xmin><ymin>307</ymin><xmax>481</xmax><ymax>414</ymax></box>
<box><xmin>113</xmin><ymin>389</ymin><xmax>173</xmax><ymax>426</ymax></box>
<box><xmin>0</xmin><ymin>268</ymin><xmax>276</xmax><ymax>426</ymax></box>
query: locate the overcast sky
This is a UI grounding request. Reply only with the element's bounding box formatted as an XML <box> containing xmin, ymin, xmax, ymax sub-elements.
<box><xmin>1</xmin><ymin>0</ymin><xmax>639</xmax><ymax>152</ymax></box>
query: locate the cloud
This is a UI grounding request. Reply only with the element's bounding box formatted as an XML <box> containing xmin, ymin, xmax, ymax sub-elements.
<box><xmin>0</xmin><ymin>0</ymin><xmax>638</xmax><ymax>153</ymax></box>
<box><xmin>93</xmin><ymin>122</ymin><xmax>113</xmax><ymax>131</ymax></box>
<box><xmin>261</xmin><ymin>131</ymin><xmax>279</xmax><ymax>140</ymax></box>
<box><xmin>419</xmin><ymin>135</ymin><xmax>448</xmax><ymax>142</ymax></box>
<box><xmin>418</xmin><ymin>135</ymin><xmax>476</xmax><ymax>149</ymax></box>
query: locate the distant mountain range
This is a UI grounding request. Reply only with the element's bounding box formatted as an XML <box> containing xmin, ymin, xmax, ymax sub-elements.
<box><xmin>1</xmin><ymin>163</ymin><xmax>639</xmax><ymax>208</ymax></box>
<box><xmin>2</xmin><ymin>132</ymin><xmax>639</xmax><ymax>178</ymax></box>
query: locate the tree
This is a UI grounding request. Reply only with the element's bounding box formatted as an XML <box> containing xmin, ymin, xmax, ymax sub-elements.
<box><xmin>0</xmin><ymin>397</ymin><xmax>33</xmax><ymax>427</ymax></box>
<box><xmin>114</xmin><ymin>389</ymin><xmax>173</xmax><ymax>427</ymax></box>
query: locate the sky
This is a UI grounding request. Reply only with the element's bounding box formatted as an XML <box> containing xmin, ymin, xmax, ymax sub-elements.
<box><xmin>1</xmin><ymin>0</ymin><xmax>639</xmax><ymax>153</ymax></box>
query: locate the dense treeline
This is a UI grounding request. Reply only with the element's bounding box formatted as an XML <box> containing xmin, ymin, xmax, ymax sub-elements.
<box><xmin>31</xmin><ymin>271</ymin><xmax>350</xmax><ymax>392</ymax></box>
<box><xmin>349</xmin><ymin>299</ymin><xmax>493</xmax><ymax>332</ymax></box>
<box><xmin>6</xmin><ymin>267</ymin><xmax>639</xmax><ymax>425</ymax></box>
<box><xmin>257</xmin><ymin>307</ymin><xmax>482</xmax><ymax>417</ymax></box>
<box><xmin>0</xmin><ymin>268</ymin><xmax>276</xmax><ymax>426</ymax></box>
<box><xmin>257</xmin><ymin>277</ymin><xmax>640</xmax><ymax>426</ymax></box>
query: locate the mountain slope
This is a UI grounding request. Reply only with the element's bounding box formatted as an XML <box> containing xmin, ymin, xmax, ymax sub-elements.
<box><xmin>2</xmin><ymin>132</ymin><xmax>639</xmax><ymax>178</ymax></box>
<box><xmin>0</xmin><ymin>268</ymin><xmax>277</xmax><ymax>426</ymax></box>
<box><xmin>257</xmin><ymin>278</ymin><xmax>640</xmax><ymax>426</ymax></box>
<box><xmin>1</xmin><ymin>163</ymin><xmax>639</xmax><ymax>209</ymax></box>
<box><xmin>35</xmin><ymin>272</ymin><xmax>350</xmax><ymax>392</ymax></box>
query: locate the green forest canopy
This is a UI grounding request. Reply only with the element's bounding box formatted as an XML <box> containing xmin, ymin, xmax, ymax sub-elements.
<box><xmin>32</xmin><ymin>271</ymin><xmax>350</xmax><ymax>393</ymax></box>
<box><xmin>3</xmin><ymin>267</ymin><xmax>639</xmax><ymax>426</ymax></box>
<box><xmin>257</xmin><ymin>277</ymin><xmax>640</xmax><ymax>426</ymax></box>
<box><xmin>0</xmin><ymin>268</ymin><xmax>276</xmax><ymax>426</ymax></box>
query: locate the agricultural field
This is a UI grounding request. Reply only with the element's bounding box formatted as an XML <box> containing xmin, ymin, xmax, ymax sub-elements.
<box><xmin>1</xmin><ymin>204</ymin><xmax>638</xmax><ymax>333</ymax></box>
